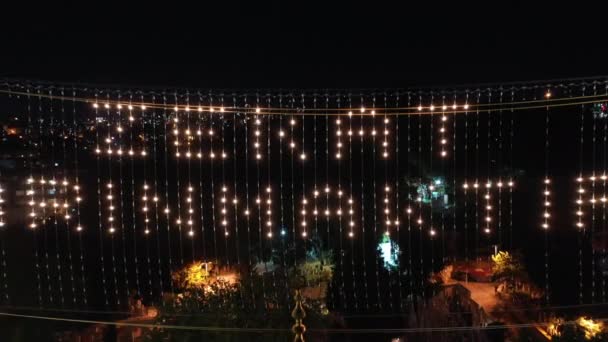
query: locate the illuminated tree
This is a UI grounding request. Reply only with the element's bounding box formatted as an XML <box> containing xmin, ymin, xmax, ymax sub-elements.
<box><xmin>491</xmin><ymin>251</ymin><xmax>524</xmax><ymax>292</ymax></box>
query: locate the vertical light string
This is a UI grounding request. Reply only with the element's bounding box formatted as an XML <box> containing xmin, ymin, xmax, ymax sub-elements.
<box><xmin>370</xmin><ymin>95</ymin><xmax>382</xmax><ymax>309</ymax></box>
<box><xmin>509</xmin><ymin>88</ymin><xmax>515</xmax><ymax>250</ymax></box>
<box><xmin>335</xmin><ymin>95</ymin><xmax>344</xmax><ymax>308</ymax></box>
<box><xmin>603</xmin><ymin>82</ymin><xmax>608</xmax><ymax>303</ymax></box>
<box><xmin>325</xmin><ymin>95</ymin><xmax>335</xmax><ymax>308</ymax></box>
<box><xmin>463</xmin><ymin>92</ymin><xmax>470</xmax><ymax>265</ymax></box>
<box><xmin>341</xmin><ymin>95</ymin><xmax>351</xmax><ymax>310</ymax></box>
<box><xmin>221</xmin><ymin>96</ymin><xmax>230</xmax><ymax>265</ymax></box>
<box><xmin>498</xmin><ymin>89</ymin><xmax>503</xmax><ymax>248</ymax></box>
<box><xmin>484</xmin><ymin>91</ymin><xmax>492</xmax><ymax>239</ymax></box>
<box><xmin>358</xmin><ymin>94</ymin><xmax>369</xmax><ymax>310</ymax></box>
<box><xmin>543</xmin><ymin>87</ymin><xmax>551</xmax><ymax>304</ymax></box>
<box><xmin>475</xmin><ymin>90</ymin><xmax>480</xmax><ymax>262</ymax></box>
<box><xmin>440</xmin><ymin>95</ymin><xmax>446</xmax><ymax>264</ymax></box>
<box><xmin>289</xmin><ymin>95</ymin><xmax>296</xmax><ymax>265</ymax></box>
<box><xmin>105</xmin><ymin>93</ymin><xmax>120</xmax><ymax>307</ymax></box>
<box><xmin>185</xmin><ymin>93</ymin><xmax>196</xmax><ymax>255</ymax></box>
<box><xmin>395</xmin><ymin>92</ymin><xmax>404</xmax><ymax>311</ymax></box>
<box><xmin>429</xmin><ymin>93</ymin><xmax>436</xmax><ymax>278</ymax></box>
<box><xmin>266</xmin><ymin>95</ymin><xmax>274</xmax><ymax>240</ymax></box>
<box><xmin>577</xmin><ymin>86</ymin><xmax>585</xmax><ymax>304</ymax></box>
<box><xmin>197</xmin><ymin>93</ymin><xmax>206</xmax><ymax>264</ymax></box>
<box><xmin>173</xmin><ymin>94</ymin><xmax>184</xmax><ymax>266</ymax></box>
<box><xmin>142</xmin><ymin>104</ymin><xmax>153</xmax><ymax>295</ymax></box>
<box><xmin>60</xmin><ymin>88</ymin><xmax>77</xmax><ymax>307</ymax></box>
<box><xmin>0</xmin><ymin>85</ymin><xmax>9</xmax><ymax>305</ymax></box>
<box><xmin>278</xmin><ymin>95</ymin><xmax>289</xmax><ymax>307</ymax></box>
<box><xmin>591</xmin><ymin>84</ymin><xmax>598</xmax><ymax>303</ymax></box>
<box><xmin>383</xmin><ymin>94</ymin><xmax>391</xmax><ymax>239</ymax></box>
<box><xmin>301</xmin><ymin>94</ymin><xmax>308</xmax><ymax>242</ymax></box>
<box><xmin>417</xmin><ymin>94</ymin><xmax>424</xmax><ymax>301</ymax></box>
<box><xmin>127</xmin><ymin>92</ymin><xmax>142</xmax><ymax>297</ymax></box>
<box><xmin>36</xmin><ymin>89</ymin><xmax>52</xmax><ymax>305</ymax></box>
<box><xmin>452</xmin><ymin>93</ymin><xmax>458</xmax><ymax>263</ymax></box>
<box><xmin>26</xmin><ymin>89</ymin><xmax>40</xmax><ymax>276</ymax></box>
<box><xmin>128</xmin><ymin>93</ymin><xmax>141</xmax><ymax>299</ymax></box>
<box><xmin>383</xmin><ymin>92</ymin><xmax>394</xmax><ymax>310</ymax></box>
<box><xmin>93</xmin><ymin>91</ymin><xmax>109</xmax><ymax>307</ymax></box>
<box><xmin>162</xmin><ymin>93</ymin><xmax>175</xmax><ymax>299</ymax></box>
<box><xmin>209</xmin><ymin>93</ymin><xmax>219</xmax><ymax>265</ymax></box>
<box><xmin>116</xmin><ymin>91</ymin><xmax>130</xmax><ymax>306</ymax></box>
<box><xmin>429</xmin><ymin>93</ymin><xmax>436</xmax><ymax>299</ymax></box>
<box><xmin>347</xmin><ymin>94</ymin><xmax>357</xmax><ymax>310</ymax></box>
<box><xmin>148</xmin><ymin>95</ymin><xmax>161</xmax><ymax>300</ymax></box>
<box><xmin>406</xmin><ymin>92</ymin><xmax>413</xmax><ymax>302</ymax></box>
<box><xmin>313</xmin><ymin>95</ymin><xmax>319</xmax><ymax>240</ymax></box>
<box><xmin>232</xmin><ymin>95</ymin><xmax>242</xmax><ymax>281</ymax></box>
<box><xmin>254</xmin><ymin>94</ymin><xmax>266</xmax><ymax>307</ymax></box>
<box><xmin>243</xmin><ymin>95</ymin><xmax>256</xmax><ymax>308</ymax></box>
<box><xmin>49</xmin><ymin>89</ymin><xmax>66</xmax><ymax>307</ymax></box>
<box><xmin>38</xmin><ymin>89</ymin><xmax>53</xmax><ymax>306</ymax></box>
<box><xmin>71</xmin><ymin>89</ymin><xmax>86</xmax><ymax>306</ymax></box>
<box><xmin>265</xmin><ymin>95</ymin><xmax>276</xmax><ymax>306</ymax></box>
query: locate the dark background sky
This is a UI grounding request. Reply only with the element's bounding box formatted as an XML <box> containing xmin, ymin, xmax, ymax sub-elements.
<box><xmin>1</xmin><ymin>2</ymin><xmax>606</xmax><ymax>89</ymax></box>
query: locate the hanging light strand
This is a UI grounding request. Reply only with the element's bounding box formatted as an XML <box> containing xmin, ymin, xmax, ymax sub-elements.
<box><xmin>347</xmin><ymin>94</ymin><xmax>357</xmax><ymax>310</ymax></box>
<box><xmin>578</xmin><ymin>86</ymin><xmax>585</xmax><ymax>304</ymax></box>
<box><xmin>116</xmin><ymin>90</ymin><xmax>130</xmax><ymax>306</ymax></box>
<box><xmin>105</xmin><ymin>93</ymin><xmax>120</xmax><ymax>307</ymax></box>
<box><xmin>358</xmin><ymin>94</ymin><xmax>369</xmax><ymax>310</ymax></box>
<box><xmin>543</xmin><ymin>86</ymin><xmax>551</xmax><ymax>305</ymax></box>
<box><xmin>94</xmin><ymin>90</ymin><xmax>109</xmax><ymax>307</ymax></box>
<box><xmin>49</xmin><ymin>89</ymin><xmax>67</xmax><ymax>307</ymax></box>
<box><xmin>162</xmin><ymin>92</ymin><xmax>175</xmax><ymax>298</ymax></box>
<box><xmin>60</xmin><ymin>89</ymin><xmax>77</xmax><ymax>307</ymax></box>
<box><xmin>173</xmin><ymin>93</ymin><xmax>184</xmax><ymax>266</ymax></box>
<box><xmin>26</xmin><ymin>87</ymin><xmax>43</xmax><ymax>306</ymax></box>
<box><xmin>127</xmin><ymin>93</ymin><xmax>141</xmax><ymax>299</ymax></box>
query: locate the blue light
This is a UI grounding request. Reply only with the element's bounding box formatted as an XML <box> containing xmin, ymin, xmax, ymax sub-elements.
<box><xmin>280</xmin><ymin>229</ymin><xmax>286</xmax><ymax>236</ymax></box>
<box><xmin>435</xmin><ymin>179</ymin><xmax>442</xmax><ymax>185</ymax></box>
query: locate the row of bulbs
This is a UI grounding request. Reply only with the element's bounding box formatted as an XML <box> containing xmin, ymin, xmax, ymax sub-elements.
<box><xmin>93</xmin><ymin>103</ymin><xmax>478</xmax><ymax>114</ymax></box>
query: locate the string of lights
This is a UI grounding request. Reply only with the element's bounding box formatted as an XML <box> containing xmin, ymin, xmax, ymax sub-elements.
<box><xmin>173</xmin><ymin>94</ymin><xmax>184</xmax><ymax>266</ymax></box>
<box><xmin>151</xmin><ymin>95</ymin><xmax>163</xmax><ymax>300</ymax></box>
<box><xmin>25</xmin><ymin>87</ymin><xmax>43</xmax><ymax>307</ymax></box>
<box><xmin>603</xmin><ymin>82</ymin><xmax>608</xmax><ymax>303</ymax></box>
<box><xmin>104</xmin><ymin>93</ymin><xmax>120</xmax><ymax>307</ymax></box>
<box><xmin>116</xmin><ymin>91</ymin><xmax>130</xmax><ymax>307</ymax></box>
<box><xmin>162</xmin><ymin>93</ymin><xmax>174</xmax><ymax>300</ymax></box>
<box><xmin>591</xmin><ymin>84</ymin><xmax>597</xmax><ymax>303</ymax></box>
<box><xmin>47</xmin><ymin>90</ymin><xmax>64</xmax><ymax>307</ymax></box>
<box><xmin>71</xmin><ymin>89</ymin><xmax>86</xmax><ymax>306</ymax></box>
<box><xmin>94</xmin><ymin>90</ymin><xmax>109</xmax><ymax>307</ymax></box>
<box><xmin>578</xmin><ymin>86</ymin><xmax>585</xmax><ymax>304</ymax></box>
<box><xmin>2</xmin><ymin>76</ymin><xmax>608</xmax><ymax>319</ymax></box>
<box><xmin>543</xmin><ymin>87</ymin><xmax>551</xmax><ymax>304</ymax></box>
<box><xmin>128</xmin><ymin>93</ymin><xmax>141</xmax><ymax>298</ymax></box>
<box><xmin>5</xmin><ymin>80</ymin><xmax>608</xmax><ymax>115</ymax></box>
<box><xmin>347</xmin><ymin>94</ymin><xmax>357</xmax><ymax>310</ymax></box>
<box><xmin>196</xmin><ymin>92</ymin><xmax>207</xmax><ymax>264</ymax></box>
<box><xmin>358</xmin><ymin>95</ymin><xmax>369</xmax><ymax>310</ymax></box>
<box><xmin>60</xmin><ymin>89</ymin><xmax>77</xmax><ymax>307</ymax></box>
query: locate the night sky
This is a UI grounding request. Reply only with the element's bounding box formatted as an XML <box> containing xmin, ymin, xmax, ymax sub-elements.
<box><xmin>2</xmin><ymin>3</ymin><xmax>607</xmax><ymax>89</ymax></box>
